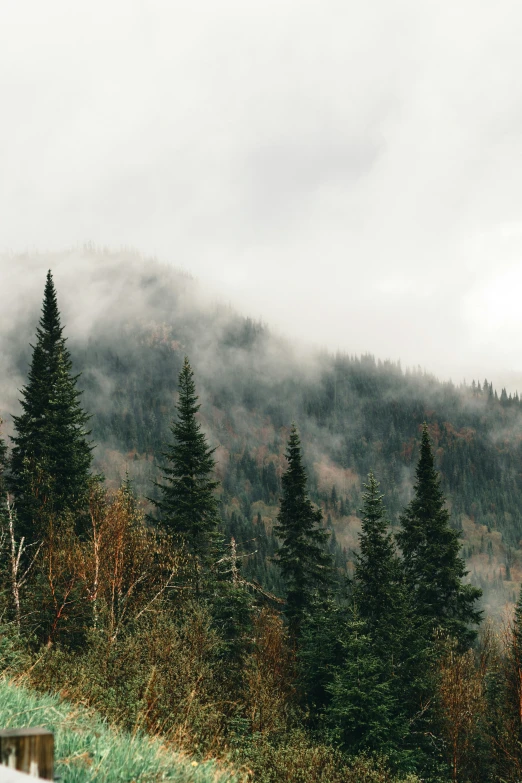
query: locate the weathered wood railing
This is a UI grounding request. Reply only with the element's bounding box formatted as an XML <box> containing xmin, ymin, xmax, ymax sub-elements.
<box><xmin>0</xmin><ymin>729</ymin><xmax>53</xmax><ymax>779</ymax></box>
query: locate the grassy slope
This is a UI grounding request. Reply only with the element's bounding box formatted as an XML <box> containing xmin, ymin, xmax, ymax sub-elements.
<box><xmin>0</xmin><ymin>678</ymin><xmax>237</xmax><ymax>783</ymax></box>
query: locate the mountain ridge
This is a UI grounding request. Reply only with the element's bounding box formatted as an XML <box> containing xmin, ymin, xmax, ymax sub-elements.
<box><xmin>2</xmin><ymin>248</ymin><xmax>522</xmax><ymax>616</ymax></box>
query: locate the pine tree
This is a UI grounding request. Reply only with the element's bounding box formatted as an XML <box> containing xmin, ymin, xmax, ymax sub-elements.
<box><xmin>354</xmin><ymin>472</ymin><xmax>419</xmax><ymax>662</ymax></box>
<box><xmin>354</xmin><ymin>472</ymin><xmax>401</xmax><ymax>639</ymax></box>
<box><xmin>396</xmin><ymin>424</ymin><xmax>482</xmax><ymax>646</ymax></box>
<box><xmin>273</xmin><ymin>424</ymin><xmax>332</xmax><ymax>638</ymax></box>
<box><xmin>9</xmin><ymin>271</ymin><xmax>93</xmax><ymax>541</ymax></box>
<box><xmin>354</xmin><ymin>472</ymin><xmax>435</xmax><ymax>771</ymax></box>
<box><xmin>152</xmin><ymin>357</ymin><xmax>220</xmax><ymax>591</ymax></box>
<box><xmin>325</xmin><ymin>611</ymin><xmax>410</xmax><ymax>764</ymax></box>
<box><xmin>298</xmin><ymin>596</ymin><xmax>344</xmax><ymax>714</ymax></box>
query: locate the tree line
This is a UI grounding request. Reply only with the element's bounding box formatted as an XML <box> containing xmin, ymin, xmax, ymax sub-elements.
<box><xmin>2</xmin><ymin>272</ymin><xmax>522</xmax><ymax>782</ymax></box>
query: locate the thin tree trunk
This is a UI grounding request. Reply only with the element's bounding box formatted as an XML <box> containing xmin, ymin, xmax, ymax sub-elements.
<box><xmin>7</xmin><ymin>495</ymin><xmax>22</xmax><ymax>629</ymax></box>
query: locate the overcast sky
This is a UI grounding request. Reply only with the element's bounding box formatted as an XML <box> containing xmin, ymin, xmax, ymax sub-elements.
<box><xmin>2</xmin><ymin>0</ymin><xmax>522</xmax><ymax>388</ymax></box>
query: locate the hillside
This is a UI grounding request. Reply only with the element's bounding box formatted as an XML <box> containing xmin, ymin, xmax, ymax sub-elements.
<box><xmin>0</xmin><ymin>676</ymin><xmax>236</xmax><ymax>782</ymax></box>
<box><xmin>2</xmin><ymin>248</ymin><xmax>522</xmax><ymax>614</ymax></box>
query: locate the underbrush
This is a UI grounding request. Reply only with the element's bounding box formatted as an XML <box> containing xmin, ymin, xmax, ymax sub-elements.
<box><xmin>12</xmin><ymin>608</ymin><xmax>422</xmax><ymax>783</ymax></box>
<box><xmin>0</xmin><ymin>676</ymin><xmax>236</xmax><ymax>782</ymax></box>
<box><xmin>233</xmin><ymin>731</ymin><xmax>422</xmax><ymax>783</ymax></box>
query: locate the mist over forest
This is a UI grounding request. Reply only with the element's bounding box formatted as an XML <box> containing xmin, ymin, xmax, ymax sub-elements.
<box><xmin>4</xmin><ymin>247</ymin><xmax>522</xmax><ymax>782</ymax></box>
<box><xmin>2</xmin><ymin>247</ymin><xmax>522</xmax><ymax>617</ymax></box>
<box><xmin>5</xmin><ymin>0</ymin><xmax>522</xmax><ymax>778</ymax></box>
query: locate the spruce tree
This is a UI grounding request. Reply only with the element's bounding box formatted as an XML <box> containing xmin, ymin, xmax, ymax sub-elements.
<box><xmin>153</xmin><ymin>357</ymin><xmax>220</xmax><ymax>590</ymax></box>
<box><xmin>298</xmin><ymin>597</ymin><xmax>344</xmax><ymax>714</ymax></box>
<box><xmin>325</xmin><ymin>611</ymin><xmax>409</xmax><ymax>764</ymax></box>
<box><xmin>355</xmin><ymin>472</ymin><xmax>402</xmax><ymax>638</ymax></box>
<box><xmin>273</xmin><ymin>424</ymin><xmax>332</xmax><ymax>638</ymax></box>
<box><xmin>354</xmin><ymin>472</ymin><xmax>418</xmax><ymax>662</ymax></box>
<box><xmin>354</xmin><ymin>472</ymin><xmax>434</xmax><ymax>770</ymax></box>
<box><xmin>396</xmin><ymin>424</ymin><xmax>482</xmax><ymax>646</ymax></box>
<box><xmin>9</xmin><ymin>271</ymin><xmax>93</xmax><ymax>541</ymax></box>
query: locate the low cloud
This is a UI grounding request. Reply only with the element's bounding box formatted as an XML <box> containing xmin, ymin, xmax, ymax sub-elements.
<box><xmin>1</xmin><ymin>1</ymin><xmax>522</xmax><ymax>387</ymax></box>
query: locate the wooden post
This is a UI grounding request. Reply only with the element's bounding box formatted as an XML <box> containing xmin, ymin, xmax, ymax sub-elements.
<box><xmin>0</xmin><ymin>728</ymin><xmax>53</xmax><ymax>779</ymax></box>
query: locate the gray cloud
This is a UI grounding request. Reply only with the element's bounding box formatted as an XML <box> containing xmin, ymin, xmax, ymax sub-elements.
<box><xmin>1</xmin><ymin>0</ymin><xmax>522</xmax><ymax>388</ymax></box>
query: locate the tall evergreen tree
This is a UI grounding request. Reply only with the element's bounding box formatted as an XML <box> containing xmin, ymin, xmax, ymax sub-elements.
<box><xmin>354</xmin><ymin>472</ymin><xmax>434</xmax><ymax>772</ymax></box>
<box><xmin>9</xmin><ymin>271</ymin><xmax>93</xmax><ymax>541</ymax></box>
<box><xmin>325</xmin><ymin>611</ymin><xmax>410</xmax><ymax>765</ymax></box>
<box><xmin>152</xmin><ymin>357</ymin><xmax>220</xmax><ymax>590</ymax></box>
<box><xmin>396</xmin><ymin>424</ymin><xmax>482</xmax><ymax>646</ymax></box>
<box><xmin>354</xmin><ymin>472</ymin><xmax>402</xmax><ymax>639</ymax></box>
<box><xmin>354</xmin><ymin>472</ymin><xmax>417</xmax><ymax>660</ymax></box>
<box><xmin>273</xmin><ymin>424</ymin><xmax>332</xmax><ymax>638</ymax></box>
<box><xmin>298</xmin><ymin>596</ymin><xmax>344</xmax><ymax>714</ymax></box>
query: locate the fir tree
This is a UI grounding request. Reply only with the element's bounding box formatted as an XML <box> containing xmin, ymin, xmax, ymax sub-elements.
<box><xmin>273</xmin><ymin>424</ymin><xmax>333</xmax><ymax>638</ymax></box>
<box><xmin>354</xmin><ymin>472</ymin><xmax>435</xmax><ymax>771</ymax></box>
<box><xmin>325</xmin><ymin>611</ymin><xmax>410</xmax><ymax>765</ymax></box>
<box><xmin>298</xmin><ymin>596</ymin><xmax>344</xmax><ymax>714</ymax></box>
<box><xmin>354</xmin><ymin>472</ymin><xmax>419</xmax><ymax>663</ymax></box>
<box><xmin>354</xmin><ymin>472</ymin><xmax>401</xmax><ymax>639</ymax></box>
<box><xmin>153</xmin><ymin>357</ymin><xmax>220</xmax><ymax>591</ymax></box>
<box><xmin>396</xmin><ymin>424</ymin><xmax>482</xmax><ymax>646</ymax></box>
<box><xmin>9</xmin><ymin>271</ymin><xmax>93</xmax><ymax>541</ymax></box>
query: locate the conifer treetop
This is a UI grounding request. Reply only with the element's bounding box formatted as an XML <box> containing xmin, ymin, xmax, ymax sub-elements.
<box><xmin>274</xmin><ymin>423</ymin><xmax>333</xmax><ymax>636</ymax></box>
<box><xmin>354</xmin><ymin>470</ymin><xmax>429</xmax><ymax>702</ymax></box>
<box><xmin>396</xmin><ymin>422</ymin><xmax>482</xmax><ymax>646</ymax></box>
<box><xmin>9</xmin><ymin>270</ymin><xmax>93</xmax><ymax>540</ymax></box>
<box><xmin>359</xmin><ymin>471</ymin><xmax>387</xmax><ymax>536</ymax></box>
<box><xmin>153</xmin><ymin>356</ymin><xmax>220</xmax><ymax>573</ymax></box>
<box><xmin>355</xmin><ymin>471</ymin><xmax>397</xmax><ymax>601</ymax></box>
<box><xmin>414</xmin><ymin>423</ymin><xmax>445</xmax><ymax>509</ymax></box>
<box><xmin>37</xmin><ymin>271</ymin><xmax>65</xmax><ymax>349</ymax></box>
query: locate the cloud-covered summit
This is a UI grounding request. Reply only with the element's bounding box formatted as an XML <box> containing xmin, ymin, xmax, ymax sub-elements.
<box><xmin>2</xmin><ymin>1</ymin><xmax>522</xmax><ymax>385</ymax></box>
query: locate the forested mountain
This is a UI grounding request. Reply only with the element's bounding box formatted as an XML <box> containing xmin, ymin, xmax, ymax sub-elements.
<box><xmin>5</xmin><ymin>248</ymin><xmax>522</xmax><ymax>782</ymax></box>
<box><xmin>2</xmin><ymin>248</ymin><xmax>521</xmax><ymax>614</ymax></box>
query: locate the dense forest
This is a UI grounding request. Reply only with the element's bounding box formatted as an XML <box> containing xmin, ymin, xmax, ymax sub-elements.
<box><xmin>4</xmin><ymin>250</ymin><xmax>522</xmax><ymax>612</ymax></box>
<box><xmin>3</xmin><ymin>250</ymin><xmax>522</xmax><ymax>782</ymax></box>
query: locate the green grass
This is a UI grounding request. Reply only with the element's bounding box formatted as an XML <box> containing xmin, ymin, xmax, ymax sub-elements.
<box><xmin>0</xmin><ymin>678</ymin><xmax>238</xmax><ymax>783</ymax></box>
